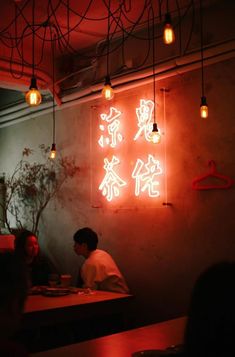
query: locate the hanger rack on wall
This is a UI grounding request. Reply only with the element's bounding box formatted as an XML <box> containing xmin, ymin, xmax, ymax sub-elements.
<box><xmin>192</xmin><ymin>160</ymin><xmax>234</xmax><ymax>190</ymax></box>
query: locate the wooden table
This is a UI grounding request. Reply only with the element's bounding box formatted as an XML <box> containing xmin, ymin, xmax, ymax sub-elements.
<box><xmin>23</xmin><ymin>290</ymin><xmax>132</xmax><ymax>329</ymax></box>
<box><xmin>32</xmin><ymin>316</ymin><xmax>186</xmax><ymax>357</ymax></box>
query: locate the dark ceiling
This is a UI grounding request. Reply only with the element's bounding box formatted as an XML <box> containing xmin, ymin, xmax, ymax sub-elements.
<box><xmin>0</xmin><ymin>0</ymin><xmax>220</xmax><ymax>110</ymax></box>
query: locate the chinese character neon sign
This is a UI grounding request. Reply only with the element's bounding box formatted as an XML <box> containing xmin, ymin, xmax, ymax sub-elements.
<box><xmin>99</xmin><ymin>156</ymin><xmax>127</xmax><ymax>202</ymax></box>
<box><xmin>134</xmin><ymin>99</ymin><xmax>155</xmax><ymax>142</ymax></box>
<box><xmin>98</xmin><ymin>107</ymin><xmax>123</xmax><ymax>148</ymax></box>
<box><xmin>97</xmin><ymin>99</ymin><xmax>164</xmax><ymax>203</ymax></box>
<box><xmin>132</xmin><ymin>154</ymin><xmax>163</xmax><ymax>197</ymax></box>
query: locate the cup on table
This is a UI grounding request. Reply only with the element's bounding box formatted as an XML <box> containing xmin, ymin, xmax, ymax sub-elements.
<box><xmin>60</xmin><ymin>274</ymin><xmax>72</xmax><ymax>287</ymax></box>
<box><xmin>48</xmin><ymin>273</ymin><xmax>59</xmax><ymax>287</ymax></box>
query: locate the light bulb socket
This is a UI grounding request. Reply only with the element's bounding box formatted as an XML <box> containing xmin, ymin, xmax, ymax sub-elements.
<box><xmin>29</xmin><ymin>76</ymin><xmax>38</xmax><ymax>90</ymax></box>
<box><xmin>164</xmin><ymin>13</ymin><xmax>172</xmax><ymax>25</ymax></box>
<box><xmin>51</xmin><ymin>143</ymin><xmax>56</xmax><ymax>151</ymax></box>
<box><xmin>152</xmin><ymin>122</ymin><xmax>159</xmax><ymax>132</ymax></box>
<box><xmin>200</xmin><ymin>96</ymin><xmax>208</xmax><ymax>106</ymax></box>
<box><xmin>104</xmin><ymin>75</ymin><xmax>112</xmax><ymax>87</ymax></box>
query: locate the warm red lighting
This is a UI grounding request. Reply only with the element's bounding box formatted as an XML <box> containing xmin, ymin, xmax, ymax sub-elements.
<box><xmin>134</xmin><ymin>99</ymin><xmax>155</xmax><ymax>142</ymax></box>
<box><xmin>98</xmin><ymin>107</ymin><xmax>122</xmax><ymax>148</ymax></box>
<box><xmin>97</xmin><ymin>99</ymin><xmax>165</xmax><ymax>203</ymax></box>
<box><xmin>132</xmin><ymin>155</ymin><xmax>163</xmax><ymax>197</ymax></box>
<box><xmin>99</xmin><ymin>156</ymin><xmax>127</xmax><ymax>201</ymax></box>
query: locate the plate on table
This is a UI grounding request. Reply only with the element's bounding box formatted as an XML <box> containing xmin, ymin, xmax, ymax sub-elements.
<box><xmin>28</xmin><ymin>286</ymin><xmax>47</xmax><ymax>295</ymax></box>
<box><xmin>42</xmin><ymin>287</ymin><xmax>70</xmax><ymax>297</ymax></box>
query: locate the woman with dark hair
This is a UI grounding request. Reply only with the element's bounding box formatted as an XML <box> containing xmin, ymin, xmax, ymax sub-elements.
<box><xmin>14</xmin><ymin>230</ymin><xmax>50</xmax><ymax>287</ymax></box>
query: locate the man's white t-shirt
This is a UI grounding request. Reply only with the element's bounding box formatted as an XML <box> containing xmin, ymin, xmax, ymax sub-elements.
<box><xmin>80</xmin><ymin>249</ymin><xmax>129</xmax><ymax>293</ymax></box>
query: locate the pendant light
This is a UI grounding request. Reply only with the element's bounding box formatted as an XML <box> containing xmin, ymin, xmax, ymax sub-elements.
<box><xmin>102</xmin><ymin>0</ymin><xmax>114</xmax><ymax>100</ymax></box>
<box><xmin>102</xmin><ymin>75</ymin><xmax>114</xmax><ymax>100</ymax></box>
<box><xmin>25</xmin><ymin>0</ymin><xmax>41</xmax><ymax>106</ymax></box>
<box><xmin>163</xmin><ymin>13</ymin><xmax>175</xmax><ymax>45</ymax></box>
<box><xmin>50</xmin><ymin>34</ymin><xmax>56</xmax><ymax>160</ymax></box>
<box><xmin>199</xmin><ymin>0</ymin><xmax>208</xmax><ymax>118</ymax></box>
<box><xmin>150</xmin><ymin>9</ymin><xmax>161</xmax><ymax>144</ymax></box>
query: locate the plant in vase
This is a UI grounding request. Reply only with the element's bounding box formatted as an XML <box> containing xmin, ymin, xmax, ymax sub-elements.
<box><xmin>0</xmin><ymin>144</ymin><xmax>79</xmax><ymax>235</ymax></box>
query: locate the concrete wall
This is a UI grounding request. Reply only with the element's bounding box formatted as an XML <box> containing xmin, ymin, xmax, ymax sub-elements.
<box><xmin>0</xmin><ymin>56</ymin><xmax>235</xmax><ymax>325</ymax></box>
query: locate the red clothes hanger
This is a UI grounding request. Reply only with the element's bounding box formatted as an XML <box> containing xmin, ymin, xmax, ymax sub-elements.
<box><xmin>192</xmin><ymin>160</ymin><xmax>234</xmax><ymax>190</ymax></box>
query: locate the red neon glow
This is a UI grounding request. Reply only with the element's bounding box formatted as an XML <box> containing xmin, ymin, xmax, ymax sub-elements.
<box><xmin>99</xmin><ymin>156</ymin><xmax>127</xmax><ymax>202</ymax></box>
<box><xmin>93</xmin><ymin>95</ymin><xmax>165</xmax><ymax>206</ymax></box>
<box><xmin>98</xmin><ymin>107</ymin><xmax>123</xmax><ymax>148</ymax></box>
<box><xmin>134</xmin><ymin>99</ymin><xmax>157</xmax><ymax>142</ymax></box>
<box><xmin>132</xmin><ymin>154</ymin><xmax>163</xmax><ymax>197</ymax></box>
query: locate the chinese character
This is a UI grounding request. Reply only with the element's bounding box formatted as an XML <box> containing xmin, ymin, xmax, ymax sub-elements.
<box><xmin>98</xmin><ymin>107</ymin><xmax>123</xmax><ymax>148</ymax></box>
<box><xmin>132</xmin><ymin>154</ymin><xmax>163</xmax><ymax>197</ymax></box>
<box><xmin>134</xmin><ymin>99</ymin><xmax>155</xmax><ymax>142</ymax></box>
<box><xmin>99</xmin><ymin>156</ymin><xmax>127</xmax><ymax>201</ymax></box>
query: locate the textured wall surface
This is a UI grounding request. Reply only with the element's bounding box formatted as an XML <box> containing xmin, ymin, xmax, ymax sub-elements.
<box><xmin>0</xmin><ymin>57</ymin><xmax>235</xmax><ymax>326</ymax></box>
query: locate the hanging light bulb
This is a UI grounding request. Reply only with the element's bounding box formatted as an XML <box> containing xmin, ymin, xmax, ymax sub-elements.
<box><xmin>25</xmin><ymin>1</ymin><xmax>41</xmax><ymax>107</ymax></box>
<box><xmin>50</xmin><ymin>143</ymin><xmax>56</xmax><ymax>159</ymax></box>
<box><xmin>199</xmin><ymin>1</ymin><xmax>208</xmax><ymax>119</ymax></box>
<box><xmin>150</xmin><ymin>8</ymin><xmax>161</xmax><ymax>145</ymax></box>
<box><xmin>25</xmin><ymin>77</ymin><xmax>42</xmax><ymax>106</ymax></box>
<box><xmin>49</xmin><ymin>33</ymin><xmax>57</xmax><ymax>159</ymax></box>
<box><xmin>163</xmin><ymin>13</ymin><xmax>175</xmax><ymax>45</ymax></box>
<box><xmin>150</xmin><ymin>122</ymin><xmax>161</xmax><ymax>144</ymax></box>
<box><xmin>102</xmin><ymin>1</ymin><xmax>114</xmax><ymax>101</ymax></box>
<box><xmin>102</xmin><ymin>76</ymin><xmax>114</xmax><ymax>101</ymax></box>
<box><xmin>200</xmin><ymin>96</ymin><xmax>208</xmax><ymax>118</ymax></box>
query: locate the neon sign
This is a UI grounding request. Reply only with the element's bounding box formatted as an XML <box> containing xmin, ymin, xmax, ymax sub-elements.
<box><xmin>97</xmin><ymin>99</ymin><xmax>164</xmax><ymax>203</ymax></box>
<box><xmin>99</xmin><ymin>156</ymin><xmax>127</xmax><ymax>202</ymax></box>
<box><xmin>98</xmin><ymin>107</ymin><xmax>123</xmax><ymax>148</ymax></box>
<box><xmin>134</xmin><ymin>99</ymin><xmax>155</xmax><ymax>142</ymax></box>
<box><xmin>132</xmin><ymin>155</ymin><xmax>163</xmax><ymax>197</ymax></box>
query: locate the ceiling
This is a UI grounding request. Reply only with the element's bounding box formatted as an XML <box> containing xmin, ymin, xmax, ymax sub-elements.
<box><xmin>0</xmin><ymin>0</ymin><xmax>221</xmax><ymax>111</ymax></box>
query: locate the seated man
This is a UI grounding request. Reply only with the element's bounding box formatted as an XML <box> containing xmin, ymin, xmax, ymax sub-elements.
<box><xmin>73</xmin><ymin>227</ymin><xmax>129</xmax><ymax>293</ymax></box>
<box><xmin>0</xmin><ymin>252</ymin><xmax>28</xmax><ymax>356</ymax></box>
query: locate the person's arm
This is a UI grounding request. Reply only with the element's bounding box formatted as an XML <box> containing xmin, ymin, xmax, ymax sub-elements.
<box><xmin>81</xmin><ymin>264</ymin><xmax>100</xmax><ymax>290</ymax></box>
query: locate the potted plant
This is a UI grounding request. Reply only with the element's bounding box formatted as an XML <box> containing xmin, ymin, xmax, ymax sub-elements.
<box><xmin>0</xmin><ymin>144</ymin><xmax>79</xmax><ymax>235</ymax></box>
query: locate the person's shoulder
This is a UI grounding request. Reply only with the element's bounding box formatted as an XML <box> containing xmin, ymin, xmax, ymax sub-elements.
<box><xmin>86</xmin><ymin>249</ymin><xmax>110</xmax><ymax>264</ymax></box>
<box><xmin>89</xmin><ymin>249</ymin><xmax>106</xmax><ymax>256</ymax></box>
<box><xmin>96</xmin><ymin>249</ymin><xmax>111</xmax><ymax>255</ymax></box>
<box><xmin>93</xmin><ymin>249</ymin><xmax>114</xmax><ymax>260</ymax></box>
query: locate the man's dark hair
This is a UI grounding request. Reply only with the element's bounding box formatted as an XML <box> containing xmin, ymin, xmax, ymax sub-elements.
<box><xmin>73</xmin><ymin>227</ymin><xmax>98</xmax><ymax>251</ymax></box>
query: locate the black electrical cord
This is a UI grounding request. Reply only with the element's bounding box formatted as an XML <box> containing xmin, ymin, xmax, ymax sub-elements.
<box><xmin>51</xmin><ymin>30</ymin><xmax>56</xmax><ymax>145</ymax></box>
<box><xmin>0</xmin><ymin>0</ymin><xmax>200</xmax><ymax>90</ymax></box>
<box><xmin>199</xmin><ymin>0</ymin><xmax>205</xmax><ymax>97</ymax></box>
<box><xmin>150</xmin><ymin>5</ymin><xmax>156</xmax><ymax>124</ymax></box>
